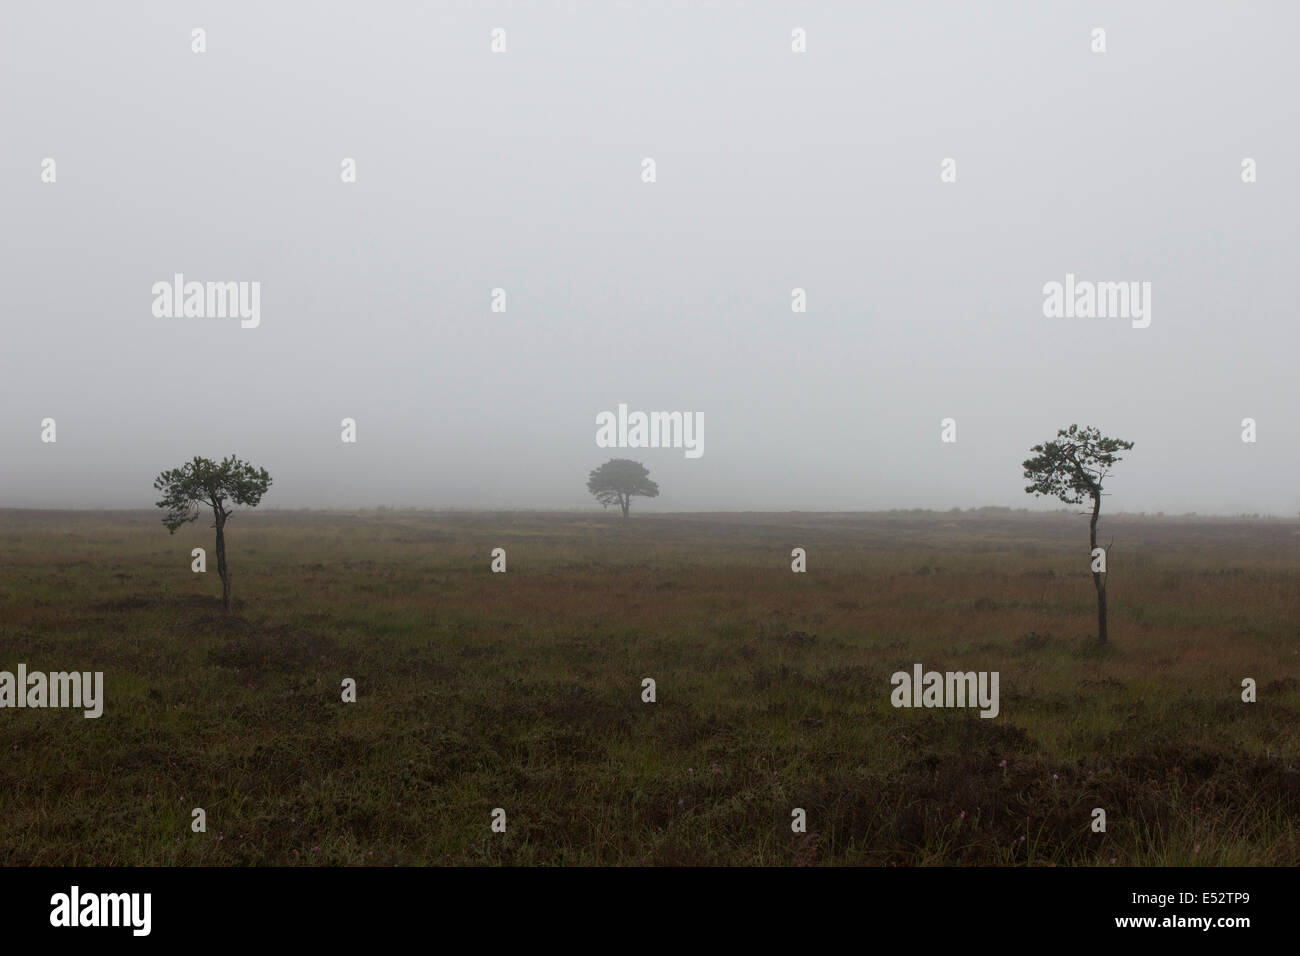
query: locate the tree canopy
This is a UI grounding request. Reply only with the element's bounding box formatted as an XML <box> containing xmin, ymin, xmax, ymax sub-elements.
<box><xmin>587</xmin><ymin>459</ymin><xmax>659</xmax><ymax>518</ymax></box>
<box><xmin>1022</xmin><ymin>424</ymin><xmax>1133</xmax><ymax>506</ymax></box>
<box><xmin>155</xmin><ymin>455</ymin><xmax>272</xmax><ymax>531</ymax></box>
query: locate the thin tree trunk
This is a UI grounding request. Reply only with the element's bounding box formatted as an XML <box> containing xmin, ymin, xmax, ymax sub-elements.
<box><xmin>1090</xmin><ymin>493</ymin><xmax>1106</xmax><ymax>644</ymax></box>
<box><xmin>620</xmin><ymin>493</ymin><xmax>629</xmax><ymax>519</ymax></box>
<box><xmin>215</xmin><ymin>515</ymin><xmax>230</xmax><ymax>610</ymax></box>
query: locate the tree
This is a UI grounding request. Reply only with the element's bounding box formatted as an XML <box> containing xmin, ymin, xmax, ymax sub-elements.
<box><xmin>587</xmin><ymin>458</ymin><xmax>659</xmax><ymax>519</ymax></box>
<box><xmin>1022</xmin><ymin>425</ymin><xmax>1133</xmax><ymax>644</ymax></box>
<box><xmin>154</xmin><ymin>455</ymin><xmax>272</xmax><ymax>610</ymax></box>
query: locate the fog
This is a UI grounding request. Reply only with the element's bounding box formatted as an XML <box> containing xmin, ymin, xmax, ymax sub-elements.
<box><xmin>2</xmin><ymin>1</ymin><xmax>1297</xmax><ymax>515</ymax></box>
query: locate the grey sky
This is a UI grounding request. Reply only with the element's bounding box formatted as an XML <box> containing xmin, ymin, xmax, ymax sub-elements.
<box><xmin>2</xmin><ymin>1</ymin><xmax>1297</xmax><ymax>515</ymax></box>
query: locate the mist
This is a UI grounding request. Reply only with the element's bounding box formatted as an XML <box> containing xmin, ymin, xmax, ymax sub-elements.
<box><xmin>2</xmin><ymin>1</ymin><xmax>1296</xmax><ymax>515</ymax></box>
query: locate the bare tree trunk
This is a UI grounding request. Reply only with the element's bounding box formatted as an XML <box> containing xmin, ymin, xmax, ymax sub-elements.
<box><xmin>1090</xmin><ymin>493</ymin><xmax>1106</xmax><ymax>644</ymax></box>
<box><xmin>215</xmin><ymin>515</ymin><xmax>230</xmax><ymax>610</ymax></box>
<box><xmin>620</xmin><ymin>493</ymin><xmax>629</xmax><ymax>519</ymax></box>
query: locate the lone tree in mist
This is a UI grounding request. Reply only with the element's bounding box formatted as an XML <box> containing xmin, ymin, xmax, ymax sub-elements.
<box><xmin>154</xmin><ymin>455</ymin><xmax>272</xmax><ymax>611</ymax></box>
<box><xmin>587</xmin><ymin>458</ymin><xmax>659</xmax><ymax>519</ymax></box>
<box><xmin>1022</xmin><ymin>425</ymin><xmax>1134</xmax><ymax>645</ymax></box>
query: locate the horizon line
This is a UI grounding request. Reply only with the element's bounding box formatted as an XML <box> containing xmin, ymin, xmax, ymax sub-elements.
<box><xmin>1</xmin><ymin>506</ymin><xmax>1296</xmax><ymax>521</ymax></box>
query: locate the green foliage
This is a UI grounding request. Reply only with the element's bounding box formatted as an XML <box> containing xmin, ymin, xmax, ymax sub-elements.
<box><xmin>153</xmin><ymin>455</ymin><xmax>272</xmax><ymax>531</ymax></box>
<box><xmin>1023</xmin><ymin>425</ymin><xmax>1134</xmax><ymax>505</ymax></box>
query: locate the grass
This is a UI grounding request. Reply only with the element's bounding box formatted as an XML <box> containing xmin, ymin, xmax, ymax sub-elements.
<box><xmin>0</xmin><ymin>507</ymin><xmax>1297</xmax><ymax>865</ymax></box>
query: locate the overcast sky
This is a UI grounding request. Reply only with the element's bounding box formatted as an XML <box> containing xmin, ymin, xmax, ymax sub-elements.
<box><xmin>2</xmin><ymin>1</ymin><xmax>1297</xmax><ymax>515</ymax></box>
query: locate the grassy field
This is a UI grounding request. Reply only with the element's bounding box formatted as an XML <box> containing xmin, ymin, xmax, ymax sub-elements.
<box><xmin>0</xmin><ymin>507</ymin><xmax>1297</xmax><ymax>866</ymax></box>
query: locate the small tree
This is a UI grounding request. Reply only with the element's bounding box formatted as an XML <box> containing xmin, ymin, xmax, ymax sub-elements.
<box><xmin>154</xmin><ymin>455</ymin><xmax>272</xmax><ymax>610</ymax></box>
<box><xmin>587</xmin><ymin>458</ymin><xmax>659</xmax><ymax>519</ymax></box>
<box><xmin>1023</xmin><ymin>425</ymin><xmax>1133</xmax><ymax>644</ymax></box>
